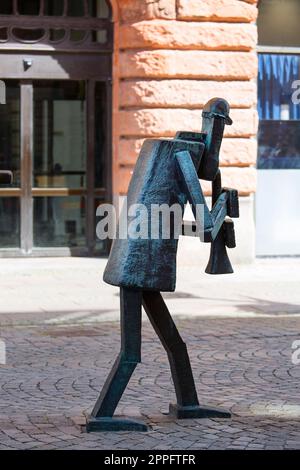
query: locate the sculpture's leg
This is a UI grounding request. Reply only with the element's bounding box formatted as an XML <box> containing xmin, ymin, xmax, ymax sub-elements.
<box><xmin>86</xmin><ymin>287</ymin><xmax>148</xmax><ymax>432</ymax></box>
<box><xmin>142</xmin><ymin>291</ymin><xmax>231</xmax><ymax>419</ymax></box>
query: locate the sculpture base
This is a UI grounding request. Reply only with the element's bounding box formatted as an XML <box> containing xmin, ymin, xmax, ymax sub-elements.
<box><xmin>169</xmin><ymin>403</ymin><xmax>231</xmax><ymax>419</ymax></box>
<box><xmin>86</xmin><ymin>416</ymin><xmax>149</xmax><ymax>433</ymax></box>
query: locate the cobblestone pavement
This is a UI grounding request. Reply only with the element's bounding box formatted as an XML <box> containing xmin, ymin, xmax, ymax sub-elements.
<box><xmin>0</xmin><ymin>258</ymin><xmax>300</xmax><ymax>449</ymax></box>
<box><xmin>1</xmin><ymin>315</ymin><xmax>300</xmax><ymax>450</ymax></box>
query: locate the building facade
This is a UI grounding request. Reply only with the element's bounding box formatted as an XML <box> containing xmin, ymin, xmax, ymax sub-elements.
<box><xmin>0</xmin><ymin>0</ymin><xmax>298</xmax><ymax>260</ymax></box>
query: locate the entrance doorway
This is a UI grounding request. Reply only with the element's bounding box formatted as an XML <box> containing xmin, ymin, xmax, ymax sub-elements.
<box><xmin>0</xmin><ymin>0</ymin><xmax>112</xmax><ymax>256</ymax></box>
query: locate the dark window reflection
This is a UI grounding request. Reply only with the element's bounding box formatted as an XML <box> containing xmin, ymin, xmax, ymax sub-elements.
<box><xmin>67</xmin><ymin>0</ymin><xmax>85</xmax><ymax>17</ymax></box>
<box><xmin>0</xmin><ymin>80</ymin><xmax>20</xmax><ymax>187</ymax></box>
<box><xmin>258</xmin><ymin>120</ymin><xmax>300</xmax><ymax>169</ymax></box>
<box><xmin>49</xmin><ymin>29</ymin><xmax>66</xmax><ymax>42</ymax></box>
<box><xmin>95</xmin><ymin>82</ymin><xmax>107</xmax><ymax>188</ymax></box>
<box><xmin>34</xmin><ymin>196</ymin><xmax>86</xmax><ymax>247</ymax></box>
<box><xmin>70</xmin><ymin>30</ymin><xmax>87</xmax><ymax>42</ymax></box>
<box><xmin>0</xmin><ymin>1</ymin><xmax>13</xmax><ymax>15</ymax></box>
<box><xmin>33</xmin><ymin>80</ymin><xmax>86</xmax><ymax>189</ymax></box>
<box><xmin>18</xmin><ymin>0</ymin><xmax>40</xmax><ymax>15</ymax></box>
<box><xmin>0</xmin><ymin>198</ymin><xmax>20</xmax><ymax>247</ymax></box>
<box><xmin>0</xmin><ymin>27</ymin><xmax>8</xmax><ymax>41</ymax></box>
<box><xmin>44</xmin><ymin>0</ymin><xmax>64</xmax><ymax>16</ymax></box>
<box><xmin>13</xmin><ymin>28</ymin><xmax>45</xmax><ymax>42</ymax></box>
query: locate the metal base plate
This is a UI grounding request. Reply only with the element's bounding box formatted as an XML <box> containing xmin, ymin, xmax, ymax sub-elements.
<box><xmin>169</xmin><ymin>403</ymin><xmax>231</xmax><ymax>419</ymax></box>
<box><xmin>86</xmin><ymin>416</ymin><xmax>149</xmax><ymax>432</ymax></box>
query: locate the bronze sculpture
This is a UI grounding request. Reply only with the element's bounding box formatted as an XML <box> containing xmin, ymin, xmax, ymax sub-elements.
<box><xmin>87</xmin><ymin>98</ymin><xmax>239</xmax><ymax>432</ymax></box>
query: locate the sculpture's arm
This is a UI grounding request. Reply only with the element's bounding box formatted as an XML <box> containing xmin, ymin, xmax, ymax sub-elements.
<box><xmin>175</xmin><ymin>150</ymin><xmax>233</xmax><ymax>243</ymax></box>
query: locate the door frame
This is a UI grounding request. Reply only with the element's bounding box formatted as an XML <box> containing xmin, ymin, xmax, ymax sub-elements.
<box><xmin>0</xmin><ymin>53</ymin><xmax>112</xmax><ymax>257</ymax></box>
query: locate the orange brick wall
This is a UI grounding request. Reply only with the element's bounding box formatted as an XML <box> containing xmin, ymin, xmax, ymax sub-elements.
<box><xmin>111</xmin><ymin>0</ymin><xmax>259</xmax><ymax>197</ymax></box>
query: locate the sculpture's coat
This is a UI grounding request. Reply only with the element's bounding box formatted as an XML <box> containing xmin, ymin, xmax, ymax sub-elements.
<box><xmin>103</xmin><ymin>138</ymin><xmax>205</xmax><ymax>291</ymax></box>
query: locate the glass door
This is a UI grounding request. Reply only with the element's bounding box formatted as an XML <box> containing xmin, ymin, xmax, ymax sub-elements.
<box><xmin>0</xmin><ymin>78</ymin><xmax>110</xmax><ymax>256</ymax></box>
<box><xmin>33</xmin><ymin>80</ymin><xmax>87</xmax><ymax>248</ymax></box>
<box><xmin>0</xmin><ymin>80</ymin><xmax>21</xmax><ymax>249</ymax></box>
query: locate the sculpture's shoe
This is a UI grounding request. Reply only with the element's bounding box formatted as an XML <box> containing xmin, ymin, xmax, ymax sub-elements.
<box><xmin>169</xmin><ymin>403</ymin><xmax>231</xmax><ymax>419</ymax></box>
<box><xmin>86</xmin><ymin>416</ymin><xmax>149</xmax><ymax>432</ymax></box>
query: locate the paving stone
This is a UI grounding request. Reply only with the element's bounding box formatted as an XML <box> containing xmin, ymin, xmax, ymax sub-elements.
<box><xmin>0</xmin><ymin>258</ymin><xmax>300</xmax><ymax>449</ymax></box>
<box><xmin>0</xmin><ymin>316</ymin><xmax>299</xmax><ymax>449</ymax></box>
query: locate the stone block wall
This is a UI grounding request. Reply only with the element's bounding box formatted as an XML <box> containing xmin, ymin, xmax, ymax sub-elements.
<box><xmin>112</xmin><ymin>0</ymin><xmax>259</xmax><ymax>199</ymax></box>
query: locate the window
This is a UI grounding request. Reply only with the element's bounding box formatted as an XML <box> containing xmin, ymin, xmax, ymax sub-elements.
<box><xmin>44</xmin><ymin>0</ymin><xmax>65</xmax><ymax>16</ymax></box>
<box><xmin>0</xmin><ymin>0</ymin><xmax>112</xmax><ymax>49</ymax></box>
<box><xmin>258</xmin><ymin>0</ymin><xmax>300</xmax><ymax>47</ymax></box>
<box><xmin>67</xmin><ymin>0</ymin><xmax>85</xmax><ymax>17</ymax></box>
<box><xmin>258</xmin><ymin>1</ymin><xmax>300</xmax><ymax>169</ymax></box>
<box><xmin>0</xmin><ymin>198</ymin><xmax>20</xmax><ymax>247</ymax></box>
<box><xmin>0</xmin><ymin>0</ymin><xmax>111</xmax><ymax>18</ymax></box>
<box><xmin>18</xmin><ymin>0</ymin><xmax>40</xmax><ymax>16</ymax></box>
<box><xmin>0</xmin><ymin>1</ymin><xmax>13</xmax><ymax>15</ymax></box>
